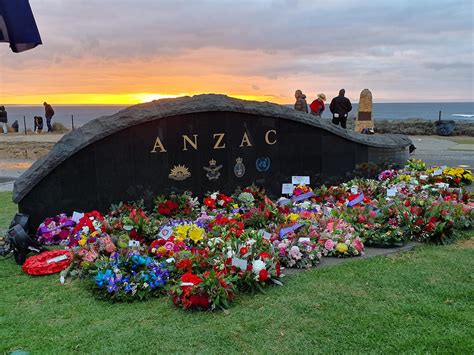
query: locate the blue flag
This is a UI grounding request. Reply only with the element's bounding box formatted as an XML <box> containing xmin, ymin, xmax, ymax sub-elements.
<box><xmin>0</xmin><ymin>0</ymin><xmax>42</xmax><ymax>53</ymax></box>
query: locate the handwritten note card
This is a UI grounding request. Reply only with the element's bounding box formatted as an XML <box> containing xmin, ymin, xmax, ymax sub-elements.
<box><xmin>292</xmin><ymin>176</ymin><xmax>310</xmax><ymax>185</ymax></box>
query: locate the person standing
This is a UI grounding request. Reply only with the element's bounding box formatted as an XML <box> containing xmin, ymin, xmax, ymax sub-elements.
<box><xmin>329</xmin><ymin>89</ymin><xmax>352</xmax><ymax>129</ymax></box>
<box><xmin>294</xmin><ymin>90</ymin><xmax>308</xmax><ymax>113</ymax></box>
<box><xmin>43</xmin><ymin>101</ymin><xmax>55</xmax><ymax>132</ymax></box>
<box><xmin>309</xmin><ymin>93</ymin><xmax>326</xmax><ymax>117</ymax></box>
<box><xmin>0</xmin><ymin>106</ymin><xmax>7</xmax><ymax>134</ymax></box>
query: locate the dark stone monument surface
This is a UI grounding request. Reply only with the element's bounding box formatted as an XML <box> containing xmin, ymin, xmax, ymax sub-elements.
<box><xmin>13</xmin><ymin>94</ymin><xmax>412</xmax><ymax>227</ymax></box>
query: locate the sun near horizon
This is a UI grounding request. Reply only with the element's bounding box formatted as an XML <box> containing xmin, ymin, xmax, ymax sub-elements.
<box><xmin>0</xmin><ymin>93</ymin><xmax>282</xmax><ymax>105</ymax></box>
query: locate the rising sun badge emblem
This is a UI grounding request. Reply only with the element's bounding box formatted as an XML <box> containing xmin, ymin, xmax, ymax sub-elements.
<box><xmin>168</xmin><ymin>164</ymin><xmax>191</xmax><ymax>181</ymax></box>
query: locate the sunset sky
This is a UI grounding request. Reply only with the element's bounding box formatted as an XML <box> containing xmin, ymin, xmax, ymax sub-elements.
<box><xmin>0</xmin><ymin>0</ymin><xmax>473</xmax><ymax>105</ymax></box>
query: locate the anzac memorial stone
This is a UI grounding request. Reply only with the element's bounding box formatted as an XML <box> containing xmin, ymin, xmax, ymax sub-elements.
<box><xmin>355</xmin><ymin>89</ymin><xmax>374</xmax><ymax>133</ymax></box>
<box><xmin>13</xmin><ymin>94</ymin><xmax>412</xmax><ymax>228</ymax></box>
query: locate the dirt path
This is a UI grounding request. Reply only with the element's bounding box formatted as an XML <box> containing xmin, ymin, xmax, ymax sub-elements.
<box><xmin>0</xmin><ymin>133</ymin><xmax>64</xmax><ymax>160</ymax></box>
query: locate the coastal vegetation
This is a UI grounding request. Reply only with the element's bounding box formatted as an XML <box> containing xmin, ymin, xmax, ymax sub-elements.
<box><xmin>374</xmin><ymin>119</ymin><xmax>474</xmax><ymax>136</ymax></box>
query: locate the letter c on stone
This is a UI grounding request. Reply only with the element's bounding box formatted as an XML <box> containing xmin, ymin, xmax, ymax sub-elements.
<box><xmin>265</xmin><ymin>130</ymin><xmax>277</xmax><ymax>145</ymax></box>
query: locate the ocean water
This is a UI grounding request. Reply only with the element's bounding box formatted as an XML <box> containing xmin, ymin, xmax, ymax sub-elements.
<box><xmin>291</xmin><ymin>102</ymin><xmax>474</xmax><ymax>121</ymax></box>
<box><xmin>2</xmin><ymin>105</ymin><xmax>128</xmax><ymax>131</ymax></box>
<box><xmin>2</xmin><ymin>102</ymin><xmax>473</xmax><ymax>131</ymax></box>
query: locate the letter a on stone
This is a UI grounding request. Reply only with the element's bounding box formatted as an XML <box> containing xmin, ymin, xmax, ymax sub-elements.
<box><xmin>240</xmin><ymin>132</ymin><xmax>253</xmax><ymax>147</ymax></box>
<box><xmin>150</xmin><ymin>136</ymin><xmax>167</xmax><ymax>153</ymax></box>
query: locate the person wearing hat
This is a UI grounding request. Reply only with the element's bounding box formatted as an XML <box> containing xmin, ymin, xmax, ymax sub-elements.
<box><xmin>309</xmin><ymin>93</ymin><xmax>326</xmax><ymax>118</ymax></box>
<box><xmin>0</xmin><ymin>106</ymin><xmax>7</xmax><ymax>134</ymax></box>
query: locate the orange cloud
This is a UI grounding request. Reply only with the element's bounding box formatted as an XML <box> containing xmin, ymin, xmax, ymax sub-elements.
<box><xmin>0</xmin><ymin>48</ymin><xmax>328</xmax><ymax>104</ymax></box>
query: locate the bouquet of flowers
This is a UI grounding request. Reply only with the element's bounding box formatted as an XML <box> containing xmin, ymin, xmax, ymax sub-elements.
<box><xmin>65</xmin><ymin>211</ymin><xmax>117</xmax><ymax>273</ymax></box>
<box><xmin>399</xmin><ymin>197</ymin><xmax>459</xmax><ymax>244</ymax></box>
<box><xmin>343</xmin><ymin>178</ymin><xmax>382</xmax><ymax>199</ymax></box>
<box><xmin>241</xmin><ymin>196</ymin><xmax>284</xmax><ymax>229</ymax></box>
<box><xmin>439</xmin><ymin>167</ymin><xmax>473</xmax><ymax>187</ymax></box>
<box><xmin>172</xmin><ymin>248</ymin><xmax>214</xmax><ymax>276</ymax></box>
<box><xmin>155</xmin><ymin>191</ymin><xmax>199</xmax><ymax>219</ymax></box>
<box><xmin>36</xmin><ymin>214</ymin><xmax>75</xmax><ymax>245</ymax></box>
<box><xmin>170</xmin><ymin>270</ymin><xmax>236</xmax><ymax>310</ymax></box>
<box><xmin>172</xmin><ymin>222</ymin><xmax>206</xmax><ymax>244</ymax></box>
<box><xmin>338</xmin><ymin>201</ymin><xmax>406</xmax><ymax>247</ymax></box>
<box><xmin>67</xmin><ymin>212</ymin><xmax>108</xmax><ymax>249</ymax></box>
<box><xmin>207</xmin><ymin>216</ymin><xmax>244</xmax><ymax>240</ymax></box>
<box><xmin>406</xmin><ymin>158</ymin><xmax>427</xmax><ymax>172</ymax></box>
<box><xmin>203</xmin><ymin>191</ymin><xmax>234</xmax><ymax>212</ymax></box>
<box><xmin>292</xmin><ymin>184</ymin><xmax>313</xmax><ymax>197</ymax></box>
<box><xmin>274</xmin><ymin>232</ymin><xmax>321</xmax><ymax>269</ymax></box>
<box><xmin>378</xmin><ymin>169</ymin><xmax>397</xmax><ymax>181</ymax></box>
<box><xmin>318</xmin><ymin>218</ymin><xmax>364</xmax><ymax>257</ymax></box>
<box><xmin>222</xmin><ymin>230</ymin><xmax>282</xmax><ymax>293</ymax></box>
<box><xmin>312</xmin><ymin>185</ymin><xmax>348</xmax><ymax>205</ymax></box>
<box><xmin>69</xmin><ymin>211</ymin><xmax>107</xmax><ymax>242</ymax></box>
<box><xmin>236</xmin><ymin>191</ymin><xmax>255</xmax><ymax>206</ymax></box>
<box><xmin>94</xmin><ymin>251</ymin><xmax>170</xmax><ymax>301</ymax></box>
<box><xmin>108</xmin><ymin>203</ymin><xmax>159</xmax><ymax>242</ymax></box>
<box><xmin>149</xmin><ymin>236</ymin><xmax>188</xmax><ymax>261</ymax></box>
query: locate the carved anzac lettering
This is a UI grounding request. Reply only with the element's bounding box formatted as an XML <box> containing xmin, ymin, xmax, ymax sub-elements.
<box><xmin>150</xmin><ymin>136</ymin><xmax>167</xmax><ymax>153</ymax></box>
<box><xmin>151</xmin><ymin>129</ymin><xmax>278</xmax><ymax>153</ymax></box>
<box><xmin>265</xmin><ymin>129</ymin><xmax>277</xmax><ymax>145</ymax></box>
<box><xmin>182</xmin><ymin>134</ymin><xmax>198</xmax><ymax>151</ymax></box>
<box><xmin>213</xmin><ymin>133</ymin><xmax>226</xmax><ymax>149</ymax></box>
<box><xmin>240</xmin><ymin>132</ymin><xmax>252</xmax><ymax>147</ymax></box>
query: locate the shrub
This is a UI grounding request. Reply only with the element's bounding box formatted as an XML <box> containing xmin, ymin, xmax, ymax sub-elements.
<box><xmin>52</xmin><ymin>122</ymin><xmax>70</xmax><ymax>133</ymax></box>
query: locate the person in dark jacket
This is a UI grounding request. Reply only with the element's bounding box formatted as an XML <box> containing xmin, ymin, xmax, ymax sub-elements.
<box><xmin>310</xmin><ymin>93</ymin><xmax>326</xmax><ymax>117</ymax></box>
<box><xmin>329</xmin><ymin>89</ymin><xmax>352</xmax><ymax>129</ymax></box>
<box><xmin>34</xmin><ymin>116</ymin><xmax>43</xmax><ymax>134</ymax></box>
<box><xmin>11</xmin><ymin>120</ymin><xmax>19</xmax><ymax>132</ymax></box>
<box><xmin>294</xmin><ymin>90</ymin><xmax>308</xmax><ymax>113</ymax></box>
<box><xmin>43</xmin><ymin>101</ymin><xmax>55</xmax><ymax>132</ymax></box>
<box><xmin>0</xmin><ymin>106</ymin><xmax>7</xmax><ymax>134</ymax></box>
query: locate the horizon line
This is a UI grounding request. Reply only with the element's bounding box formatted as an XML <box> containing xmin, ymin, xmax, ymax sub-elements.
<box><xmin>3</xmin><ymin>100</ymin><xmax>473</xmax><ymax>106</ymax></box>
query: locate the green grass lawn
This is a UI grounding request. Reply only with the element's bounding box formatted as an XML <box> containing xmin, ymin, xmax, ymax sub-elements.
<box><xmin>1</xmin><ymin>192</ymin><xmax>473</xmax><ymax>353</ymax></box>
<box><xmin>443</xmin><ymin>136</ymin><xmax>474</xmax><ymax>145</ymax></box>
<box><xmin>0</xmin><ymin>191</ymin><xmax>17</xmax><ymax>229</ymax></box>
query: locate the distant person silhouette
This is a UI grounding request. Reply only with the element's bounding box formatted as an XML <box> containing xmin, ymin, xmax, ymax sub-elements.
<box><xmin>43</xmin><ymin>102</ymin><xmax>55</xmax><ymax>132</ymax></box>
<box><xmin>294</xmin><ymin>90</ymin><xmax>308</xmax><ymax>113</ymax></box>
<box><xmin>34</xmin><ymin>116</ymin><xmax>43</xmax><ymax>134</ymax></box>
<box><xmin>329</xmin><ymin>89</ymin><xmax>352</xmax><ymax>129</ymax></box>
<box><xmin>0</xmin><ymin>106</ymin><xmax>7</xmax><ymax>134</ymax></box>
<box><xmin>11</xmin><ymin>120</ymin><xmax>19</xmax><ymax>132</ymax></box>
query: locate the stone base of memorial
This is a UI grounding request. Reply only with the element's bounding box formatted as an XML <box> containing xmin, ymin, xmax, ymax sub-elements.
<box><xmin>12</xmin><ymin>94</ymin><xmax>412</xmax><ymax>228</ymax></box>
<box><xmin>355</xmin><ymin>89</ymin><xmax>375</xmax><ymax>133</ymax></box>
